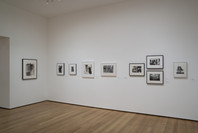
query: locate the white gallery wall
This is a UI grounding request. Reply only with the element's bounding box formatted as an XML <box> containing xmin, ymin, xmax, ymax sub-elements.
<box><xmin>0</xmin><ymin>1</ymin><xmax>48</xmax><ymax>108</ymax></box>
<box><xmin>47</xmin><ymin>0</ymin><xmax>198</xmax><ymax>120</ymax></box>
<box><xmin>0</xmin><ymin>37</ymin><xmax>10</xmax><ymax>108</ymax></box>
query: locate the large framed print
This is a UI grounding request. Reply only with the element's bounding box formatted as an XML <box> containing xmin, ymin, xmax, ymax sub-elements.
<box><xmin>129</xmin><ymin>63</ymin><xmax>145</xmax><ymax>76</ymax></box>
<box><xmin>173</xmin><ymin>62</ymin><xmax>187</xmax><ymax>78</ymax></box>
<box><xmin>82</xmin><ymin>61</ymin><xmax>95</xmax><ymax>78</ymax></box>
<box><xmin>56</xmin><ymin>63</ymin><xmax>65</xmax><ymax>76</ymax></box>
<box><xmin>22</xmin><ymin>59</ymin><xmax>37</xmax><ymax>80</ymax></box>
<box><xmin>101</xmin><ymin>63</ymin><xmax>117</xmax><ymax>77</ymax></box>
<box><xmin>146</xmin><ymin>71</ymin><xmax>164</xmax><ymax>84</ymax></box>
<box><xmin>69</xmin><ymin>64</ymin><xmax>77</xmax><ymax>75</ymax></box>
<box><xmin>146</xmin><ymin>55</ymin><xmax>164</xmax><ymax>69</ymax></box>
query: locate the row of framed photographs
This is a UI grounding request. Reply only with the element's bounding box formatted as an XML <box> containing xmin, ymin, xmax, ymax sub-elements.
<box><xmin>22</xmin><ymin>55</ymin><xmax>165</xmax><ymax>80</ymax></box>
<box><xmin>55</xmin><ymin>55</ymin><xmax>172</xmax><ymax>77</ymax></box>
<box><xmin>57</xmin><ymin>62</ymin><xmax>117</xmax><ymax>77</ymax></box>
<box><xmin>22</xmin><ymin>58</ymin><xmax>187</xmax><ymax>85</ymax></box>
<box><xmin>57</xmin><ymin>63</ymin><xmax>77</xmax><ymax>76</ymax></box>
<box><xmin>56</xmin><ymin>61</ymin><xmax>187</xmax><ymax>85</ymax></box>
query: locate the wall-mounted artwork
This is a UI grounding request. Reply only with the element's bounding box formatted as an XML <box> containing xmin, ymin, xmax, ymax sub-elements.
<box><xmin>101</xmin><ymin>63</ymin><xmax>117</xmax><ymax>77</ymax></box>
<box><xmin>173</xmin><ymin>62</ymin><xmax>187</xmax><ymax>78</ymax></box>
<box><xmin>69</xmin><ymin>64</ymin><xmax>77</xmax><ymax>75</ymax></box>
<box><xmin>22</xmin><ymin>59</ymin><xmax>37</xmax><ymax>80</ymax></box>
<box><xmin>129</xmin><ymin>63</ymin><xmax>145</xmax><ymax>76</ymax></box>
<box><xmin>146</xmin><ymin>55</ymin><xmax>164</xmax><ymax>69</ymax></box>
<box><xmin>146</xmin><ymin>71</ymin><xmax>164</xmax><ymax>84</ymax></box>
<box><xmin>56</xmin><ymin>63</ymin><xmax>65</xmax><ymax>76</ymax></box>
<box><xmin>82</xmin><ymin>61</ymin><xmax>94</xmax><ymax>78</ymax></box>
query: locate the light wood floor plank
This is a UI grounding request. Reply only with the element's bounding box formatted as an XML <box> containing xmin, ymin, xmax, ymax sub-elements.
<box><xmin>0</xmin><ymin>101</ymin><xmax>197</xmax><ymax>133</ymax></box>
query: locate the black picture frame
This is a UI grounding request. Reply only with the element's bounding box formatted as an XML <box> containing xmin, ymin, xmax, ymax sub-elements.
<box><xmin>129</xmin><ymin>63</ymin><xmax>145</xmax><ymax>76</ymax></box>
<box><xmin>22</xmin><ymin>59</ymin><xmax>37</xmax><ymax>80</ymax></box>
<box><xmin>146</xmin><ymin>71</ymin><xmax>164</xmax><ymax>84</ymax></box>
<box><xmin>56</xmin><ymin>63</ymin><xmax>65</xmax><ymax>76</ymax></box>
<box><xmin>146</xmin><ymin>55</ymin><xmax>164</xmax><ymax>69</ymax></box>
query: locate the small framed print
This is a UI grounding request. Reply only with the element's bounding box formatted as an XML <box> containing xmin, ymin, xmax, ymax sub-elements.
<box><xmin>69</xmin><ymin>64</ymin><xmax>77</xmax><ymax>75</ymax></box>
<box><xmin>146</xmin><ymin>55</ymin><xmax>164</xmax><ymax>69</ymax></box>
<box><xmin>129</xmin><ymin>63</ymin><xmax>145</xmax><ymax>76</ymax></box>
<box><xmin>56</xmin><ymin>63</ymin><xmax>65</xmax><ymax>76</ymax></box>
<box><xmin>22</xmin><ymin>59</ymin><xmax>37</xmax><ymax>80</ymax></box>
<box><xmin>82</xmin><ymin>61</ymin><xmax>95</xmax><ymax>78</ymax></box>
<box><xmin>173</xmin><ymin>62</ymin><xmax>187</xmax><ymax>78</ymax></box>
<box><xmin>147</xmin><ymin>71</ymin><xmax>164</xmax><ymax>84</ymax></box>
<box><xmin>101</xmin><ymin>63</ymin><xmax>117</xmax><ymax>77</ymax></box>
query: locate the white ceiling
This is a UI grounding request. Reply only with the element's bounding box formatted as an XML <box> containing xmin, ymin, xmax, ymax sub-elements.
<box><xmin>1</xmin><ymin>0</ymin><xmax>127</xmax><ymax>18</ymax></box>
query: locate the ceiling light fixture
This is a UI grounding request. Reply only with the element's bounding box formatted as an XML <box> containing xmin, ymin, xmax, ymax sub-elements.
<box><xmin>46</xmin><ymin>0</ymin><xmax>54</xmax><ymax>5</ymax></box>
<box><xmin>46</xmin><ymin>0</ymin><xmax>62</xmax><ymax>5</ymax></box>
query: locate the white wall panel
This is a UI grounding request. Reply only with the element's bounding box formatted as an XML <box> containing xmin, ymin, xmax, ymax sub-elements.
<box><xmin>48</xmin><ymin>0</ymin><xmax>198</xmax><ymax>120</ymax></box>
<box><xmin>0</xmin><ymin>1</ymin><xmax>48</xmax><ymax>108</ymax></box>
<box><xmin>0</xmin><ymin>37</ymin><xmax>10</xmax><ymax>108</ymax></box>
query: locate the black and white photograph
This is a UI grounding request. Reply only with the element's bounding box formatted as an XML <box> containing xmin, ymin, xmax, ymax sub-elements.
<box><xmin>22</xmin><ymin>59</ymin><xmax>37</xmax><ymax>80</ymax></box>
<box><xmin>101</xmin><ymin>63</ymin><xmax>117</xmax><ymax>77</ymax></box>
<box><xmin>129</xmin><ymin>63</ymin><xmax>145</xmax><ymax>76</ymax></box>
<box><xmin>56</xmin><ymin>63</ymin><xmax>65</xmax><ymax>76</ymax></box>
<box><xmin>147</xmin><ymin>71</ymin><xmax>164</xmax><ymax>84</ymax></box>
<box><xmin>150</xmin><ymin>74</ymin><xmax>160</xmax><ymax>81</ymax></box>
<box><xmin>174</xmin><ymin>62</ymin><xmax>187</xmax><ymax>78</ymax></box>
<box><xmin>82</xmin><ymin>61</ymin><xmax>94</xmax><ymax>78</ymax></box>
<box><xmin>146</xmin><ymin>55</ymin><xmax>164</xmax><ymax>69</ymax></box>
<box><xmin>69</xmin><ymin>64</ymin><xmax>77</xmax><ymax>75</ymax></box>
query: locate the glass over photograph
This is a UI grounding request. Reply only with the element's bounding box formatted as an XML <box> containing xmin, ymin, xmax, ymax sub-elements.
<box><xmin>22</xmin><ymin>59</ymin><xmax>37</xmax><ymax>80</ymax></box>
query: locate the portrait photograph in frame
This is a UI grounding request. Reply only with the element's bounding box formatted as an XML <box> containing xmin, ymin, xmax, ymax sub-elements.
<box><xmin>146</xmin><ymin>55</ymin><xmax>164</xmax><ymax>69</ymax></box>
<box><xmin>146</xmin><ymin>71</ymin><xmax>164</xmax><ymax>84</ymax></box>
<box><xmin>82</xmin><ymin>61</ymin><xmax>95</xmax><ymax>78</ymax></box>
<box><xmin>22</xmin><ymin>59</ymin><xmax>37</xmax><ymax>80</ymax></box>
<box><xmin>69</xmin><ymin>64</ymin><xmax>77</xmax><ymax>75</ymax></box>
<box><xmin>101</xmin><ymin>63</ymin><xmax>117</xmax><ymax>77</ymax></box>
<box><xmin>56</xmin><ymin>63</ymin><xmax>65</xmax><ymax>76</ymax></box>
<box><xmin>173</xmin><ymin>62</ymin><xmax>187</xmax><ymax>78</ymax></box>
<box><xmin>129</xmin><ymin>63</ymin><xmax>145</xmax><ymax>76</ymax></box>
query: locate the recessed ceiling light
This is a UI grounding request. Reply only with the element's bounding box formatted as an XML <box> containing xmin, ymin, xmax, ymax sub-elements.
<box><xmin>46</xmin><ymin>0</ymin><xmax>61</xmax><ymax>5</ymax></box>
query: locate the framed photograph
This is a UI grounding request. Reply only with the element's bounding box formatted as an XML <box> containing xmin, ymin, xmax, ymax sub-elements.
<box><xmin>69</xmin><ymin>64</ymin><xmax>77</xmax><ymax>75</ymax></box>
<box><xmin>22</xmin><ymin>59</ymin><xmax>37</xmax><ymax>80</ymax></box>
<box><xmin>82</xmin><ymin>61</ymin><xmax>95</xmax><ymax>78</ymax></box>
<box><xmin>146</xmin><ymin>71</ymin><xmax>164</xmax><ymax>84</ymax></box>
<box><xmin>101</xmin><ymin>63</ymin><xmax>117</xmax><ymax>77</ymax></box>
<box><xmin>146</xmin><ymin>55</ymin><xmax>164</xmax><ymax>69</ymax></box>
<box><xmin>56</xmin><ymin>63</ymin><xmax>65</xmax><ymax>76</ymax></box>
<box><xmin>129</xmin><ymin>63</ymin><xmax>145</xmax><ymax>76</ymax></box>
<box><xmin>173</xmin><ymin>62</ymin><xmax>187</xmax><ymax>78</ymax></box>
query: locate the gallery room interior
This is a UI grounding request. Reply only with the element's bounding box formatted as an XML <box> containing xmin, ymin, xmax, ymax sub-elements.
<box><xmin>0</xmin><ymin>0</ymin><xmax>198</xmax><ymax>132</ymax></box>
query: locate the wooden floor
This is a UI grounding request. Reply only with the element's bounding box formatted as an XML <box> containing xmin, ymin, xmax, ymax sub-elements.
<box><xmin>0</xmin><ymin>101</ymin><xmax>198</xmax><ymax>133</ymax></box>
